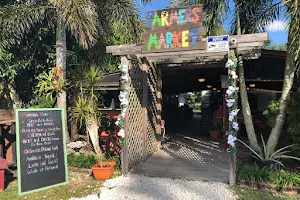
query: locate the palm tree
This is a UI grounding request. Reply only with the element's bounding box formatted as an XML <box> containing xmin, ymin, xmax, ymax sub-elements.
<box><xmin>266</xmin><ymin>0</ymin><xmax>300</xmax><ymax>154</ymax></box>
<box><xmin>0</xmin><ymin>0</ymin><xmax>150</xmax><ymax>143</ymax></box>
<box><xmin>0</xmin><ymin>1</ymin><xmax>98</xmax><ymax>142</ymax></box>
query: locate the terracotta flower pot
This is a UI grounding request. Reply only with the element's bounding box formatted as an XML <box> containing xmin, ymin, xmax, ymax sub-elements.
<box><xmin>91</xmin><ymin>161</ymin><xmax>116</xmax><ymax>181</ymax></box>
<box><xmin>210</xmin><ymin>130</ymin><xmax>220</xmax><ymax>139</ymax></box>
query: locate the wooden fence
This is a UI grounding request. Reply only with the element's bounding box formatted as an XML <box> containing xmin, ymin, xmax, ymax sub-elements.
<box><xmin>121</xmin><ymin>57</ymin><xmax>159</xmax><ymax>174</ymax></box>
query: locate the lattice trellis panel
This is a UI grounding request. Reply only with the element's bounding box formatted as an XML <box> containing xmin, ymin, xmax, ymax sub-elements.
<box><xmin>126</xmin><ymin>61</ymin><xmax>144</xmax><ymax>169</ymax></box>
<box><xmin>146</xmin><ymin>64</ymin><xmax>158</xmax><ymax>155</ymax></box>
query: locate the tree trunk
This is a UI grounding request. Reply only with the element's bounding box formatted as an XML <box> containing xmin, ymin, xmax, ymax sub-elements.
<box><xmin>237</xmin><ymin>55</ymin><xmax>261</xmax><ymax>153</ymax></box>
<box><xmin>71</xmin><ymin>119</ymin><xmax>78</xmax><ymax>141</ymax></box>
<box><xmin>266</xmin><ymin>34</ymin><xmax>295</xmax><ymax>154</ymax></box>
<box><xmin>86</xmin><ymin>118</ymin><xmax>102</xmax><ymax>157</ymax></box>
<box><xmin>235</xmin><ymin>1</ymin><xmax>261</xmax><ymax>153</ymax></box>
<box><xmin>56</xmin><ymin>16</ymin><xmax>70</xmax><ymax>143</ymax></box>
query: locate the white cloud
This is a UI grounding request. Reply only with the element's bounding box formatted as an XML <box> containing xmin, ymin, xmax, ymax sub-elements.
<box><xmin>265</xmin><ymin>20</ymin><xmax>288</xmax><ymax>32</ymax></box>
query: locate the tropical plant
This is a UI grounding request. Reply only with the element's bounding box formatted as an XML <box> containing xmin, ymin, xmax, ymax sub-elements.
<box><xmin>237</xmin><ymin>164</ymin><xmax>271</xmax><ymax>183</ymax></box>
<box><xmin>263</xmin><ymin>100</ymin><xmax>280</xmax><ymax>127</ymax></box>
<box><xmin>239</xmin><ymin>135</ymin><xmax>300</xmax><ymax>169</ymax></box>
<box><xmin>0</xmin><ymin>0</ymin><xmax>151</xmax><ymax>142</ymax></box>
<box><xmin>288</xmin><ymin>79</ymin><xmax>300</xmax><ymax>156</ymax></box>
<box><xmin>35</xmin><ymin>66</ymin><xmax>66</xmax><ymax>103</ymax></box>
<box><xmin>266</xmin><ymin>0</ymin><xmax>300</xmax><ymax>155</ymax></box>
<box><xmin>270</xmin><ymin>171</ymin><xmax>300</xmax><ymax>188</ymax></box>
<box><xmin>70</xmin><ymin>66</ymin><xmax>103</xmax><ymax>157</ymax></box>
<box><xmin>184</xmin><ymin>92</ymin><xmax>202</xmax><ymax>114</ymax></box>
<box><xmin>0</xmin><ymin>50</ymin><xmax>22</xmax><ymax>109</ymax></box>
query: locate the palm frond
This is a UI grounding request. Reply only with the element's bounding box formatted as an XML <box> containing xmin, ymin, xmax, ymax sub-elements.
<box><xmin>230</xmin><ymin>0</ymin><xmax>280</xmax><ymax>34</ymax></box>
<box><xmin>238</xmin><ymin>139</ymin><xmax>262</xmax><ymax>159</ymax></box>
<box><xmin>50</xmin><ymin>0</ymin><xmax>98</xmax><ymax>49</ymax></box>
<box><xmin>97</xmin><ymin>0</ymin><xmax>143</xmax><ymax>44</ymax></box>
<box><xmin>0</xmin><ymin>4</ymin><xmax>49</xmax><ymax>50</ymax></box>
<box><xmin>169</xmin><ymin>0</ymin><xmax>229</xmax><ymax>36</ymax></box>
<box><xmin>283</xmin><ymin>0</ymin><xmax>300</xmax><ymax>68</ymax></box>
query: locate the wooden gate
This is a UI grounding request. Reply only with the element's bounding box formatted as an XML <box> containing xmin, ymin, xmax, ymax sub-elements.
<box><xmin>121</xmin><ymin>57</ymin><xmax>158</xmax><ymax>174</ymax></box>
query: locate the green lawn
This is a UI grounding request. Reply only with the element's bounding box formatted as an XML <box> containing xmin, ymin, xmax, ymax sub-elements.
<box><xmin>1</xmin><ymin>171</ymin><xmax>102</xmax><ymax>200</ymax></box>
<box><xmin>231</xmin><ymin>187</ymin><xmax>300</xmax><ymax>200</ymax></box>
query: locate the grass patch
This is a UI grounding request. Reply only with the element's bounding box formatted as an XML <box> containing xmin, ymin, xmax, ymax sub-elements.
<box><xmin>231</xmin><ymin>186</ymin><xmax>300</xmax><ymax>200</ymax></box>
<box><xmin>67</xmin><ymin>153</ymin><xmax>121</xmax><ymax>170</ymax></box>
<box><xmin>2</xmin><ymin>171</ymin><xmax>102</xmax><ymax>200</ymax></box>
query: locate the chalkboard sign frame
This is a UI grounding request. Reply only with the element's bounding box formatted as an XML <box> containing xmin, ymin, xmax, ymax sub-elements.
<box><xmin>16</xmin><ymin>108</ymin><xmax>69</xmax><ymax>195</ymax></box>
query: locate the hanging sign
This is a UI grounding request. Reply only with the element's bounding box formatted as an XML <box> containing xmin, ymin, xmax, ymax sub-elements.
<box><xmin>207</xmin><ymin>35</ymin><xmax>229</xmax><ymax>52</ymax></box>
<box><xmin>142</xmin><ymin>5</ymin><xmax>207</xmax><ymax>53</ymax></box>
<box><xmin>16</xmin><ymin>108</ymin><xmax>68</xmax><ymax>195</ymax></box>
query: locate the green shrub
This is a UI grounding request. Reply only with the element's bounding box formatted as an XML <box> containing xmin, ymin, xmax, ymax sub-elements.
<box><xmin>263</xmin><ymin>100</ymin><xmax>280</xmax><ymax>127</ymax></box>
<box><xmin>237</xmin><ymin>164</ymin><xmax>271</xmax><ymax>183</ymax></box>
<box><xmin>67</xmin><ymin>153</ymin><xmax>121</xmax><ymax>170</ymax></box>
<box><xmin>238</xmin><ymin>164</ymin><xmax>300</xmax><ymax>189</ymax></box>
<box><xmin>270</xmin><ymin>171</ymin><xmax>300</xmax><ymax>188</ymax></box>
<box><xmin>68</xmin><ymin>153</ymin><xmax>98</xmax><ymax>169</ymax></box>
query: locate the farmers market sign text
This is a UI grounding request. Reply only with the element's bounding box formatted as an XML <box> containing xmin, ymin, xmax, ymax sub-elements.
<box><xmin>142</xmin><ymin>5</ymin><xmax>206</xmax><ymax>53</ymax></box>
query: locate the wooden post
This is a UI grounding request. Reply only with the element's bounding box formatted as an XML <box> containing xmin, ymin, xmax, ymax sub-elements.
<box><xmin>156</xmin><ymin>66</ymin><xmax>162</xmax><ymax>138</ymax></box>
<box><xmin>0</xmin><ymin>125</ymin><xmax>3</xmax><ymax>158</ymax></box>
<box><xmin>10</xmin><ymin>123</ymin><xmax>17</xmax><ymax>165</ymax></box>
<box><xmin>228</xmin><ymin>49</ymin><xmax>237</xmax><ymax>186</ymax></box>
<box><xmin>142</xmin><ymin>58</ymin><xmax>149</xmax><ymax>160</ymax></box>
<box><xmin>121</xmin><ymin>56</ymin><xmax>129</xmax><ymax>175</ymax></box>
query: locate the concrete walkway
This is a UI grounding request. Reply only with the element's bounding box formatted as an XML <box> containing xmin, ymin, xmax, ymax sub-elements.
<box><xmin>132</xmin><ymin>135</ymin><xmax>230</xmax><ymax>183</ymax></box>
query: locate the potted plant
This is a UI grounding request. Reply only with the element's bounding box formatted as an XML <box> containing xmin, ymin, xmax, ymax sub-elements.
<box><xmin>70</xmin><ymin>66</ymin><xmax>116</xmax><ymax>181</ymax></box>
<box><xmin>210</xmin><ymin>117</ymin><xmax>223</xmax><ymax>139</ymax></box>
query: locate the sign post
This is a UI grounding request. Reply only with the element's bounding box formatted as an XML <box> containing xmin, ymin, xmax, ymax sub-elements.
<box><xmin>207</xmin><ymin>35</ymin><xmax>229</xmax><ymax>52</ymax></box>
<box><xmin>16</xmin><ymin>108</ymin><xmax>68</xmax><ymax>195</ymax></box>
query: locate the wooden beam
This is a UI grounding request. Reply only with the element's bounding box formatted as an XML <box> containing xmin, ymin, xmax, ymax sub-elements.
<box><xmin>106</xmin><ymin>33</ymin><xmax>268</xmax><ymax>56</ymax></box>
<box><xmin>246</xmin><ymin>79</ymin><xmax>283</xmax><ymax>82</ymax></box>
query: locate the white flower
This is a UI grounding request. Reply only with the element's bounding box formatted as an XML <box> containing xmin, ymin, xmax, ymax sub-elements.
<box><xmin>115</xmin><ymin>119</ymin><xmax>119</xmax><ymax>126</ymax></box>
<box><xmin>227</xmin><ymin>135</ymin><xmax>237</xmax><ymax>147</ymax></box>
<box><xmin>230</xmin><ymin>71</ymin><xmax>238</xmax><ymax>79</ymax></box>
<box><xmin>119</xmin><ymin>91</ymin><xmax>128</xmax><ymax>102</ymax></box>
<box><xmin>120</xmin><ymin>74</ymin><xmax>129</xmax><ymax>82</ymax></box>
<box><xmin>118</xmin><ymin>129</ymin><xmax>125</xmax><ymax>138</ymax></box>
<box><xmin>232</xmin><ymin>122</ymin><xmax>239</xmax><ymax>131</ymax></box>
<box><xmin>226</xmin><ymin>99</ymin><xmax>235</xmax><ymax>107</ymax></box>
<box><xmin>121</xmin><ymin>108</ymin><xmax>126</xmax><ymax>118</ymax></box>
<box><xmin>120</xmin><ymin>99</ymin><xmax>128</xmax><ymax>105</ymax></box>
<box><xmin>122</xmin><ymin>65</ymin><xmax>128</xmax><ymax>73</ymax></box>
<box><xmin>225</xmin><ymin>59</ymin><xmax>234</xmax><ymax>68</ymax></box>
<box><xmin>230</xmin><ymin>109</ymin><xmax>240</xmax><ymax>117</ymax></box>
<box><xmin>226</xmin><ymin>86</ymin><xmax>236</xmax><ymax>96</ymax></box>
<box><xmin>229</xmin><ymin>109</ymin><xmax>239</xmax><ymax>122</ymax></box>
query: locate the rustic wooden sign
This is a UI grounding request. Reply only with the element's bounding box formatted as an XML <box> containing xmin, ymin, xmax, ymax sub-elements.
<box><xmin>142</xmin><ymin>5</ymin><xmax>207</xmax><ymax>53</ymax></box>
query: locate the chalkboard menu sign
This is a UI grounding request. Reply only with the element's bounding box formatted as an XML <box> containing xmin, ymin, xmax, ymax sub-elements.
<box><xmin>16</xmin><ymin>108</ymin><xmax>68</xmax><ymax>195</ymax></box>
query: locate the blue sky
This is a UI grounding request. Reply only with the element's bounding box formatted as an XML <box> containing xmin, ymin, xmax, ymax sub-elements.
<box><xmin>134</xmin><ymin>0</ymin><xmax>287</xmax><ymax>45</ymax></box>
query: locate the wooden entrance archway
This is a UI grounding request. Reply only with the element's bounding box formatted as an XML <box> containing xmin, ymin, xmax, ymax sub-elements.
<box><xmin>107</xmin><ymin>32</ymin><xmax>268</xmax><ymax>184</ymax></box>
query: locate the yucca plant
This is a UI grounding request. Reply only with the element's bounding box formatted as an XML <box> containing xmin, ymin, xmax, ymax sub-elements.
<box><xmin>239</xmin><ymin>135</ymin><xmax>300</xmax><ymax>169</ymax></box>
<box><xmin>70</xmin><ymin>66</ymin><xmax>103</xmax><ymax>158</ymax></box>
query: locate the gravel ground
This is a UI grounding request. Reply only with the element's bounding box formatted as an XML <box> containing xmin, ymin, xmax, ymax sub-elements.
<box><xmin>71</xmin><ymin>174</ymin><xmax>237</xmax><ymax>200</ymax></box>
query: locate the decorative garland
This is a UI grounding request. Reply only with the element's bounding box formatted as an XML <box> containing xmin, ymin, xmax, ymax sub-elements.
<box><xmin>225</xmin><ymin>56</ymin><xmax>239</xmax><ymax>155</ymax></box>
<box><xmin>115</xmin><ymin>64</ymin><xmax>129</xmax><ymax>148</ymax></box>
